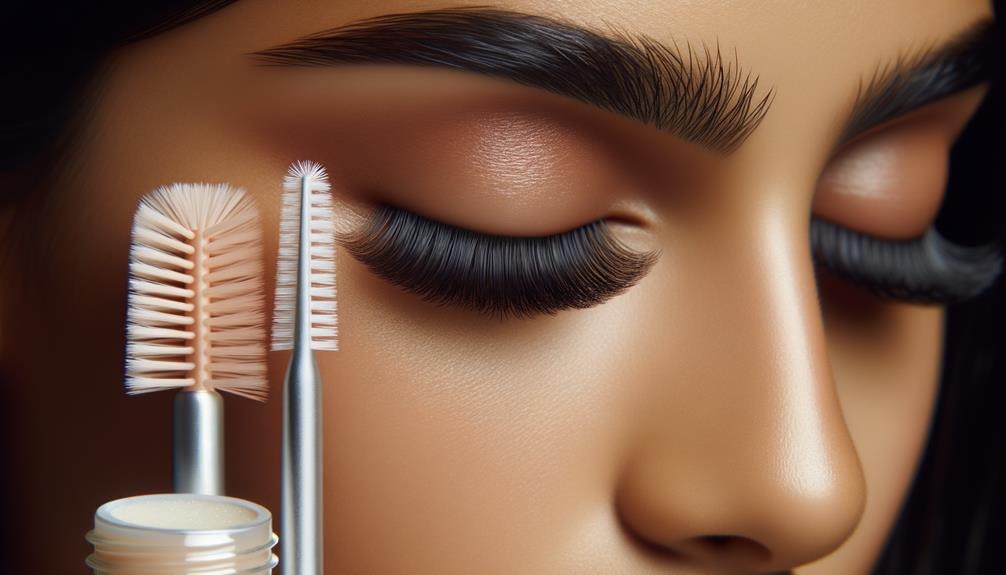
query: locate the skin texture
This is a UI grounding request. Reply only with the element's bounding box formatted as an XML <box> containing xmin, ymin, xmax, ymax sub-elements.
<box><xmin>0</xmin><ymin>0</ymin><xmax>994</xmax><ymax>573</ymax></box>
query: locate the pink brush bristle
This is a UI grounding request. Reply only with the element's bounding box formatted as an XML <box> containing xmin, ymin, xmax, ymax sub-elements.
<box><xmin>125</xmin><ymin>183</ymin><xmax>268</xmax><ymax>401</ymax></box>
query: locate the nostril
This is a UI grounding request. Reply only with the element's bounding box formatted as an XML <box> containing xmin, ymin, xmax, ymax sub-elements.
<box><xmin>695</xmin><ymin>534</ymin><xmax>772</xmax><ymax>564</ymax></box>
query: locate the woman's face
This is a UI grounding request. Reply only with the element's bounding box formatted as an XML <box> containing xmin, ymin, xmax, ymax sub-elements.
<box><xmin>5</xmin><ymin>0</ymin><xmax>995</xmax><ymax>573</ymax></box>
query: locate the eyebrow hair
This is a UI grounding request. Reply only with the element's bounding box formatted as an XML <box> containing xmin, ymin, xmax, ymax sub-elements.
<box><xmin>840</xmin><ymin>18</ymin><xmax>997</xmax><ymax>144</ymax></box>
<box><xmin>250</xmin><ymin>7</ymin><xmax>774</xmax><ymax>154</ymax></box>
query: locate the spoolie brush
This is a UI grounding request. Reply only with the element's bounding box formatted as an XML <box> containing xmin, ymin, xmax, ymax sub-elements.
<box><xmin>272</xmin><ymin>160</ymin><xmax>337</xmax><ymax>575</ymax></box>
<box><xmin>125</xmin><ymin>183</ymin><xmax>267</xmax><ymax>495</ymax></box>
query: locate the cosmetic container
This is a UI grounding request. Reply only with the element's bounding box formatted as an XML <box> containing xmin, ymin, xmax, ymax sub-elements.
<box><xmin>86</xmin><ymin>493</ymin><xmax>278</xmax><ymax>574</ymax></box>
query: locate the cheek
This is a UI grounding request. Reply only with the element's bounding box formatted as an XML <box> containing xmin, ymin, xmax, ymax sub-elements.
<box><xmin>808</xmin><ymin>273</ymin><xmax>944</xmax><ymax>574</ymax></box>
<box><xmin>309</xmin><ymin>250</ymin><xmax>647</xmax><ymax>572</ymax></box>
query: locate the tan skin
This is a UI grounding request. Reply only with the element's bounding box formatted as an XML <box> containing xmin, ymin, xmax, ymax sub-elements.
<box><xmin>0</xmin><ymin>0</ymin><xmax>994</xmax><ymax>573</ymax></box>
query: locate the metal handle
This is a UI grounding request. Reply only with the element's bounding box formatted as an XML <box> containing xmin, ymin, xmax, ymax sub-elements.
<box><xmin>281</xmin><ymin>347</ymin><xmax>322</xmax><ymax>575</ymax></box>
<box><xmin>173</xmin><ymin>389</ymin><xmax>224</xmax><ymax>495</ymax></box>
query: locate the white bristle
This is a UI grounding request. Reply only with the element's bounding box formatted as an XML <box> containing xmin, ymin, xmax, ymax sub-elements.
<box><xmin>125</xmin><ymin>183</ymin><xmax>268</xmax><ymax>400</ymax></box>
<box><xmin>271</xmin><ymin>160</ymin><xmax>338</xmax><ymax>351</ymax></box>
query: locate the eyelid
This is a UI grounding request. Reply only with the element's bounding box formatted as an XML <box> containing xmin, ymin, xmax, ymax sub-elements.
<box><xmin>338</xmin><ymin>204</ymin><xmax>659</xmax><ymax>319</ymax></box>
<box><xmin>815</xmin><ymin>88</ymin><xmax>990</xmax><ymax>241</ymax></box>
<box><xmin>815</xmin><ymin>128</ymin><xmax>951</xmax><ymax>240</ymax></box>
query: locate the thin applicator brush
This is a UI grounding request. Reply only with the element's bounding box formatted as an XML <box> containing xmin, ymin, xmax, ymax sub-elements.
<box><xmin>272</xmin><ymin>161</ymin><xmax>337</xmax><ymax>575</ymax></box>
<box><xmin>125</xmin><ymin>183</ymin><xmax>267</xmax><ymax>495</ymax></box>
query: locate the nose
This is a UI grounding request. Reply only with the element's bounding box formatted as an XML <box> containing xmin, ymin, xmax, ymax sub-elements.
<box><xmin>613</xmin><ymin>210</ymin><xmax>867</xmax><ymax>572</ymax></box>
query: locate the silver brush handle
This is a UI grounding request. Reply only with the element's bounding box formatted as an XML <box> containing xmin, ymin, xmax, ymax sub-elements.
<box><xmin>282</xmin><ymin>173</ymin><xmax>323</xmax><ymax>575</ymax></box>
<box><xmin>173</xmin><ymin>389</ymin><xmax>224</xmax><ymax>495</ymax></box>
<box><xmin>281</xmin><ymin>344</ymin><xmax>322</xmax><ymax>575</ymax></box>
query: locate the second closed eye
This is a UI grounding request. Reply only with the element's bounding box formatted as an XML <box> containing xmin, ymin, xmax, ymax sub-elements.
<box><xmin>337</xmin><ymin>204</ymin><xmax>660</xmax><ymax>319</ymax></box>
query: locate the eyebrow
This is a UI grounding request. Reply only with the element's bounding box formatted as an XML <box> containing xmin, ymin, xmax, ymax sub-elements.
<box><xmin>839</xmin><ymin>18</ymin><xmax>997</xmax><ymax>145</ymax></box>
<box><xmin>250</xmin><ymin>8</ymin><xmax>774</xmax><ymax>154</ymax></box>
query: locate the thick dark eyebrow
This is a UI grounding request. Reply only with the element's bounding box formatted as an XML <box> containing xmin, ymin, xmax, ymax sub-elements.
<box><xmin>250</xmin><ymin>7</ymin><xmax>774</xmax><ymax>154</ymax></box>
<box><xmin>840</xmin><ymin>18</ymin><xmax>997</xmax><ymax>145</ymax></box>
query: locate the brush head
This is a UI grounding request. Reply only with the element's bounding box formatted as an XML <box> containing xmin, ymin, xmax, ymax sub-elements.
<box><xmin>271</xmin><ymin>160</ymin><xmax>338</xmax><ymax>351</ymax></box>
<box><xmin>125</xmin><ymin>183</ymin><xmax>268</xmax><ymax>400</ymax></box>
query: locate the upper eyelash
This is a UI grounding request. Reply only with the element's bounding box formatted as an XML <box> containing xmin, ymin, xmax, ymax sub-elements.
<box><xmin>810</xmin><ymin>217</ymin><xmax>1003</xmax><ymax>303</ymax></box>
<box><xmin>337</xmin><ymin>204</ymin><xmax>658</xmax><ymax>319</ymax></box>
<box><xmin>338</xmin><ymin>205</ymin><xmax>1002</xmax><ymax>319</ymax></box>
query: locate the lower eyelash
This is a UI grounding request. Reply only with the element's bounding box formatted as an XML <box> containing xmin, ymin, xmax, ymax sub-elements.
<box><xmin>337</xmin><ymin>205</ymin><xmax>658</xmax><ymax>319</ymax></box>
<box><xmin>810</xmin><ymin>217</ymin><xmax>1003</xmax><ymax>303</ymax></box>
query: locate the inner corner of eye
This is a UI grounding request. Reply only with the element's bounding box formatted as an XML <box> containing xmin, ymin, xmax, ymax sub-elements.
<box><xmin>598</xmin><ymin>216</ymin><xmax>657</xmax><ymax>248</ymax></box>
<box><xmin>596</xmin><ymin>213</ymin><xmax>634</xmax><ymax>228</ymax></box>
<box><xmin>600</xmin><ymin>216</ymin><xmax>651</xmax><ymax>237</ymax></box>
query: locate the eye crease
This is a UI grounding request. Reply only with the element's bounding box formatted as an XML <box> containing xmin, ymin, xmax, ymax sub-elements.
<box><xmin>338</xmin><ymin>204</ymin><xmax>659</xmax><ymax>319</ymax></box>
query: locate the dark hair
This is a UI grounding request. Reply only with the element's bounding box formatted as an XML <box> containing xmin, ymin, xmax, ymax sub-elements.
<box><xmin>873</xmin><ymin>5</ymin><xmax>1006</xmax><ymax>572</ymax></box>
<box><xmin>0</xmin><ymin>2</ymin><xmax>238</xmax><ymax>174</ymax></box>
<box><xmin>1</xmin><ymin>2</ymin><xmax>1003</xmax><ymax>574</ymax></box>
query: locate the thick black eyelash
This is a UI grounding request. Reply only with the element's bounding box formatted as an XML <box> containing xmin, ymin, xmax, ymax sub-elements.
<box><xmin>338</xmin><ymin>205</ymin><xmax>658</xmax><ymax>319</ymax></box>
<box><xmin>341</xmin><ymin>206</ymin><xmax>1000</xmax><ymax>318</ymax></box>
<box><xmin>810</xmin><ymin>217</ymin><xmax>1003</xmax><ymax>303</ymax></box>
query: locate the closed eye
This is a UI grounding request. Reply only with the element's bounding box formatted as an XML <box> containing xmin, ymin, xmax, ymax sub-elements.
<box><xmin>337</xmin><ymin>204</ymin><xmax>659</xmax><ymax>319</ymax></box>
<box><xmin>339</xmin><ymin>202</ymin><xmax>1002</xmax><ymax>319</ymax></box>
<box><xmin>810</xmin><ymin>217</ymin><xmax>1002</xmax><ymax>304</ymax></box>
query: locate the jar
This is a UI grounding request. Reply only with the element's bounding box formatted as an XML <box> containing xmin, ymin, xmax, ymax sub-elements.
<box><xmin>86</xmin><ymin>493</ymin><xmax>278</xmax><ymax>574</ymax></box>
